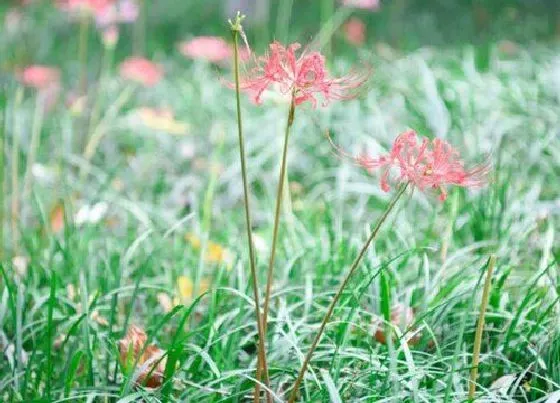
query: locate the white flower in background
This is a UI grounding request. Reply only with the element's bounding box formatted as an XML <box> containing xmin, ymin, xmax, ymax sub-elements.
<box><xmin>75</xmin><ymin>202</ymin><xmax>109</xmax><ymax>225</ymax></box>
<box><xmin>32</xmin><ymin>163</ymin><xmax>57</xmax><ymax>184</ymax></box>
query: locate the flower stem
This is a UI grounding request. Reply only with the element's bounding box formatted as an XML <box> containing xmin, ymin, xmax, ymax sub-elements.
<box><xmin>468</xmin><ymin>255</ymin><xmax>496</xmax><ymax>401</ymax></box>
<box><xmin>0</xmin><ymin>99</ymin><xmax>5</xmax><ymax>259</ymax></box>
<box><xmin>78</xmin><ymin>10</ymin><xmax>90</xmax><ymax>95</ymax></box>
<box><xmin>255</xmin><ymin>93</ymin><xmax>296</xmax><ymax>401</ymax></box>
<box><xmin>230</xmin><ymin>16</ymin><xmax>271</xmax><ymax>403</ymax></box>
<box><xmin>11</xmin><ymin>89</ymin><xmax>23</xmax><ymax>254</ymax></box>
<box><xmin>288</xmin><ymin>183</ymin><xmax>409</xmax><ymax>403</ymax></box>
<box><xmin>263</xmin><ymin>96</ymin><xmax>295</xmax><ymax>330</ymax></box>
<box><xmin>22</xmin><ymin>95</ymin><xmax>44</xmax><ymax>200</ymax></box>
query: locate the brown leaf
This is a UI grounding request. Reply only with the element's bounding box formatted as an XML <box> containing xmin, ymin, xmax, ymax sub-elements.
<box><xmin>118</xmin><ymin>325</ymin><xmax>166</xmax><ymax>388</ymax></box>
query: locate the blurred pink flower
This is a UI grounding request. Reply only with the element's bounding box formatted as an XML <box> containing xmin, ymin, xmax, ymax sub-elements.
<box><xmin>95</xmin><ymin>0</ymin><xmax>138</xmax><ymax>27</ymax></box>
<box><xmin>17</xmin><ymin>65</ymin><xmax>61</xmax><ymax>90</ymax></box>
<box><xmin>342</xmin><ymin>0</ymin><xmax>380</xmax><ymax>10</ymax></box>
<box><xmin>179</xmin><ymin>36</ymin><xmax>231</xmax><ymax>63</ymax></box>
<box><xmin>56</xmin><ymin>0</ymin><xmax>115</xmax><ymax>15</ymax></box>
<box><xmin>119</xmin><ymin>57</ymin><xmax>163</xmax><ymax>87</ymax></box>
<box><xmin>101</xmin><ymin>25</ymin><xmax>119</xmax><ymax>47</ymax></box>
<box><xmin>179</xmin><ymin>36</ymin><xmax>250</xmax><ymax>64</ymax></box>
<box><xmin>344</xmin><ymin>17</ymin><xmax>366</xmax><ymax>45</ymax></box>
<box><xmin>337</xmin><ymin>130</ymin><xmax>489</xmax><ymax>201</ymax></box>
<box><xmin>237</xmin><ymin>41</ymin><xmax>367</xmax><ymax>107</ymax></box>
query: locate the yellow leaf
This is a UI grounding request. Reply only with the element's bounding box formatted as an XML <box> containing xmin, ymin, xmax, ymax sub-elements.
<box><xmin>185</xmin><ymin>233</ymin><xmax>201</xmax><ymax>249</ymax></box>
<box><xmin>137</xmin><ymin>107</ymin><xmax>189</xmax><ymax>136</ymax></box>
<box><xmin>177</xmin><ymin>276</ymin><xmax>193</xmax><ymax>299</ymax></box>
<box><xmin>177</xmin><ymin>276</ymin><xmax>211</xmax><ymax>301</ymax></box>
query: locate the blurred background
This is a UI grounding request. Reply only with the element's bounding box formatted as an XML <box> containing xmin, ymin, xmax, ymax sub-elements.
<box><xmin>1</xmin><ymin>0</ymin><xmax>559</xmax><ymax>69</ymax></box>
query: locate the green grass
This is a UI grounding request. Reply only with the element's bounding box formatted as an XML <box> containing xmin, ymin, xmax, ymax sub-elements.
<box><xmin>1</xmin><ymin>2</ymin><xmax>560</xmax><ymax>402</ymax></box>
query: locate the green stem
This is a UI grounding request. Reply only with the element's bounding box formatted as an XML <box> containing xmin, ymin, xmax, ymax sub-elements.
<box><xmin>0</xmin><ymin>99</ymin><xmax>5</xmax><ymax>259</ymax></box>
<box><xmin>134</xmin><ymin>0</ymin><xmax>146</xmax><ymax>56</ymax></box>
<box><xmin>22</xmin><ymin>95</ymin><xmax>43</xmax><ymax>200</ymax></box>
<box><xmin>257</xmin><ymin>94</ymin><xmax>295</xmax><ymax>402</ymax></box>
<box><xmin>231</xmin><ymin>24</ymin><xmax>271</xmax><ymax>403</ymax></box>
<box><xmin>88</xmin><ymin>42</ymin><xmax>114</xmax><ymax>144</ymax></box>
<box><xmin>275</xmin><ymin>0</ymin><xmax>294</xmax><ymax>43</ymax></box>
<box><xmin>82</xmin><ymin>85</ymin><xmax>134</xmax><ymax>164</ymax></box>
<box><xmin>262</xmin><ymin>97</ymin><xmax>295</xmax><ymax>326</ymax></box>
<box><xmin>288</xmin><ymin>183</ymin><xmax>409</xmax><ymax>403</ymax></box>
<box><xmin>261</xmin><ymin>96</ymin><xmax>294</xmax><ymax>332</ymax></box>
<box><xmin>313</xmin><ymin>6</ymin><xmax>353</xmax><ymax>51</ymax></box>
<box><xmin>79</xmin><ymin>11</ymin><xmax>90</xmax><ymax>95</ymax></box>
<box><xmin>320</xmin><ymin>0</ymin><xmax>335</xmax><ymax>58</ymax></box>
<box><xmin>468</xmin><ymin>256</ymin><xmax>496</xmax><ymax>401</ymax></box>
<box><xmin>11</xmin><ymin>89</ymin><xmax>23</xmax><ymax>254</ymax></box>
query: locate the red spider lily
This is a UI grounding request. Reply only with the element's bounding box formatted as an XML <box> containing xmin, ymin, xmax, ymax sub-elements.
<box><xmin>237</xmin><ymin>41</ymin><xmax>367</xmax><ymax>107</ymax></box>
<box><xmin>17</xmin><ymin>65</ymin><xmax>60</xmax><ymax>90</ymax></box>
<box><xmin>118</xmin><ymin>325</ymin><xmax>166</xmax><ymax>388</ymax></box>
<box><xmin>334</xmin><ymin>130</ymin><xmax>489</xmax><ymax>201</ymax></box>
<box><xmin>118</xmin><ymin>57</ymin><xmax>163</xmax><ymax>87</ymax></box>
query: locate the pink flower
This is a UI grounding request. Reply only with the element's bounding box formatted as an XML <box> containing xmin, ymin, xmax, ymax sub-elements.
<box><xmin>119</xmin><ymin>57</ymin><xmax>163</xmax><ymax>87</ymax></box>
<box><xmin>179</xmin><ymin>36</ymin><xmax>232</xmax><ymax>63</ymax></box>
<box><xmin>344</xmin><ymin>17</ymin><xmax>366</xmax><ymax>46</ymax></box>
<box><xmin>338</xmin><ymin>130</ymin><xmax>488</xmax><ymax>201</ymax></box>
<box><xmin>101</xmin><ymin>25</ymin><xmax>119</xmax><ymax>47</ymax></box>
<box><xmin>95</xmin><ymin>0</ymin><xmax>138</xmax><ymax>27</ymax></box>
<box><xmin>341</xmin><ymin>0</ymin><xmax>380</xmax><ymax>10</ymax></box>
<box><xmin>17</xmin><ymin>65</ymin><xmax>61</xmax><ymax>90</ymax></box>
<box><xmin>56</xmin><ymin>0</ymin><xmax>115</xmax><ymax>15</ymax></box>
<box><xmin>237</xmin><ymin>41</ymin><xmax>367</xmax><ymax>107</ymax></box>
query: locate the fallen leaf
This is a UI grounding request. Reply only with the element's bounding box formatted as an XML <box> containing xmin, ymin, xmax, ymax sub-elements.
<box><xmin>374</xmin><ymin>303</ymin><xmax>419</xmax><ymax>345</ymax></box>
<box><xmin>119</xmin><ymin>325</ymin><xmax>166</xmax><ymax>388</ymax></box>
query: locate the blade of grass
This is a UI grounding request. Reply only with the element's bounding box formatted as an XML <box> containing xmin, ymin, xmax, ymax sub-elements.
<box><xmin>46</xmin><ymin>272</ymin><xmax>57</xmax><ymax>399</ymax></box>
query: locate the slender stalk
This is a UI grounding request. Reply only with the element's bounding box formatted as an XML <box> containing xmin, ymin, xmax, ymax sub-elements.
<box><xmin>262</xmin><ymin>96</ymin><xmax>295</xmax><ymax>331</ymax></box>
<box><xmin>22</xmin><ymin>95</ymin><xmax>43</xmax><ymax>200</ymax></box>
<box><xmin>78</xmin><ymin>10</ymin><xmax>90</xmax><ymax>95</ymax></box>
<box><xmin>312</xmin><ymin>6</ymin><xmax>353</xmax><ymax>52</ymax></box>
<box><xmin>288</xmin><ymin>183</ymin><xmax>409</xmax><ymax>403</ymax></box>
<box><xmin>0</xmin><ymin>100</ymin><xmax>5</xmax><ymax>259</ymax></box>
<box><xmin>87</xmin><ymin>40</ymin><xmax>115</xmax><ymax>145</ymax></box>
<box><xmin>320</xmin><ymin>0</ymin><xmax>335</xmax><ymax>58</ymax></box>
<box><xmin>255</xmin><ymin>94</ymin><xmax>296</xmax><ymax>401</ymax></box>
<box><xmin>468</xmin><ymin>255</ymin><xmax>496</xmax><ymax>401</ymax></box>
<box><xmin>275</xmin><ymin>0</ymin><xmax>294</xmax><ymax>43</ymax></box>
<box><xmin>11</xmin><ymin>89</ymin><xmax>23</xmax><ymax>253</ymax></box>
<box><xmin>230</xmin><ymin>15</ymin><xmax>271</xmax><ymax>403</ymax></box>
<box><xmin>82</xmin><ymin>85</ymin><xmax>134</xmax><ymax>163</ymax></box>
